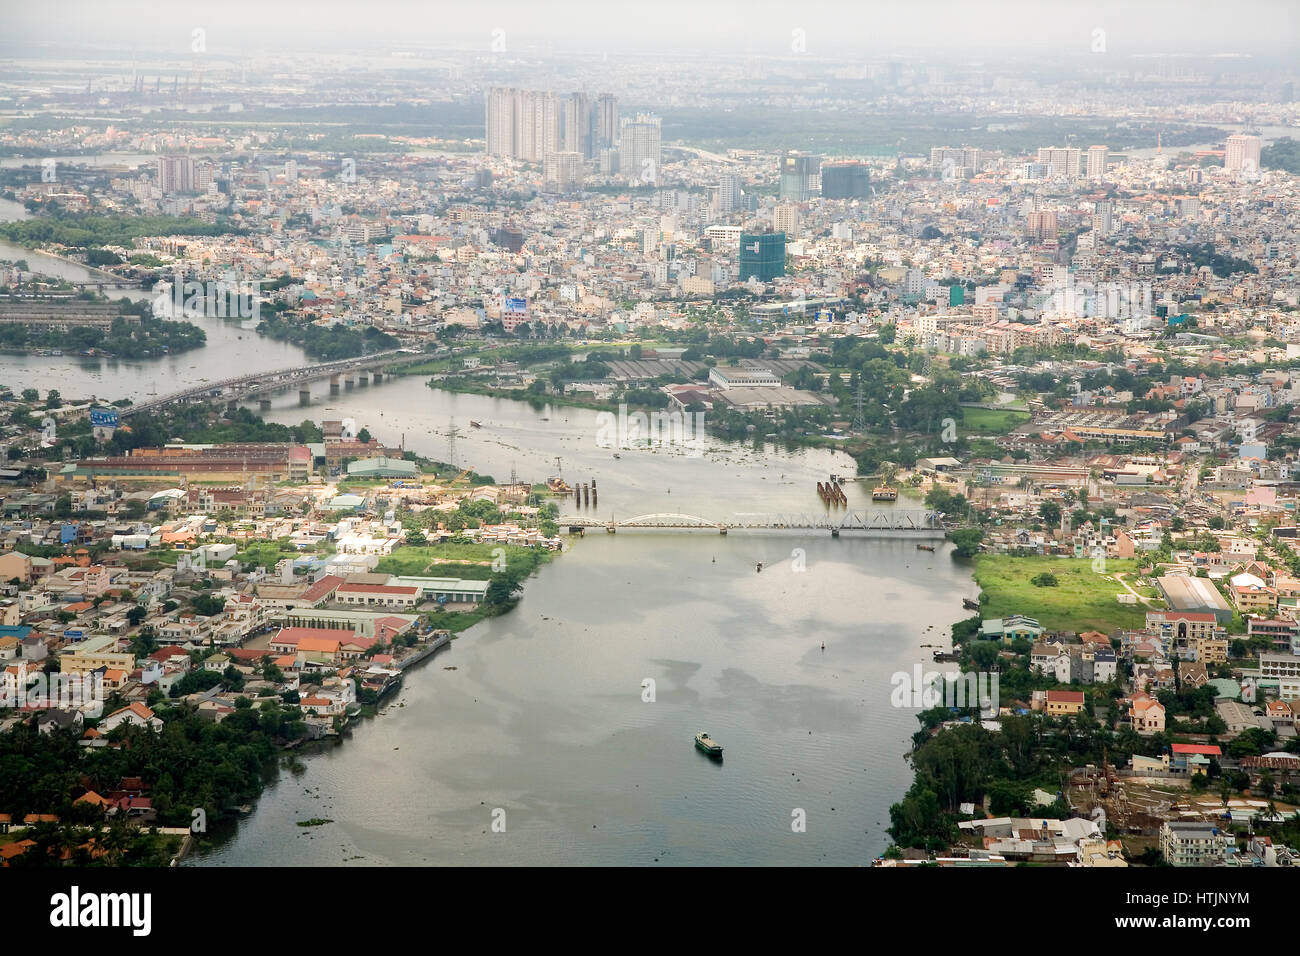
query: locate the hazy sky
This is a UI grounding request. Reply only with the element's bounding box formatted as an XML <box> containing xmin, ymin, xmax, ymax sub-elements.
<box><xmin>3</xmin><ymin>0</ymin><xmax>1298</xmax><ymax>59</ymax></box>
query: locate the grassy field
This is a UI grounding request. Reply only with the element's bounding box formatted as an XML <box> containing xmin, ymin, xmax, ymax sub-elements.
<box><xmin>961</xmin><ymin>406</ymin><xmax>1032</xmax><ymax>434</ymax></box>
<box><xmin>374</xmin><ymin>542</ymin><xmax>551</xmax><ymax>578</ymax></box>
<box><xmin>973</xmin><ymin>554</ymin><xmax>1150</xmax><ymax>632</ymax></box>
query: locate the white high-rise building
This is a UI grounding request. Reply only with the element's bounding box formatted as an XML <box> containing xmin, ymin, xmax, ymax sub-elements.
<box><xmin>716</xmin><ymin>173</ymin><xmax>741</xmax><ymax>214</ymax></box>
<box><xmin>1225</xmin><ymin>134</ymin><xmax>1263</xmax><ymax>173</ymax></box>
<box><xmin>773</xmin><ymin>203</ymin><xmax>800</xmax><ymax>237</ymax></box>
<box><xmin>1086</xmin><ymin>145</ymin><xmax>1108</xmax><ymax>179</ymax></box>
<box><xmin>619</xmin><ymin>114</ymin><xmax>662</xmax><ymax>185</ymax></box>
<box><xmin>486</xmin><ymin>88</ymin><xmax>563</xmax><ymax>162</ymax></box>
<box><xmin>1037</xmin><ymin>147</ymin><xmax>1081</xmax><ymax>180</ymax></box>
<box><xmin>1092</xmin><ymin>200</ymin><xmax>1113</xmax><ymax>237</ymax></box>
<box><xmin>543</xmin><ymin>152</ymin><xmax>583</xmax><ymax>191</ymax></box>
<box><xmin>485</xmin><ymin>87</ymin><xmax>517</xmax><ymax>158</ymax></box>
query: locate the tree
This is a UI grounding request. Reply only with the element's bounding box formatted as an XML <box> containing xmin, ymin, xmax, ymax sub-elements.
<box><xmin>126</xmin><ymin>605</ymin><xmax>148</xmax><ymax>626</ymax></box>
<box><xmin>948</xmin><ymin>527</ymin><xmax>983</xmax><ymax>558</ymax></box>
<box><xmin>357</xmin><ymin>428</ymin><xmax>372</xmax><ymax>444</ymax></box>
<box><xmin>1037</xmin><ymin>501</ymin><xmax>1061</xmax><ymax>527</ymax></box>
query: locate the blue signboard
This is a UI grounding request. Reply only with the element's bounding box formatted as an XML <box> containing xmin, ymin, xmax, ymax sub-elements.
<box><xmin>90</xmin><ymin>408</ymin><xmax>119</xmax><ymax>427</ymax></box>
<box><xmin>505</xmin><ymin>297</ymin><xmax>527</xmax><ymax>314</ymax></box>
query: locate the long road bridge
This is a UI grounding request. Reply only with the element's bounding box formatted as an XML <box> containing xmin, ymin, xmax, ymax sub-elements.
<box><xmin>562</xmin><ymin>509</ymin><xmax>947</xmax><ymax>536</ymax></box>
<box><xmin>120</xmin><ymin>349</ymin><xmax>420</xmax><ymax>418</ymax></box>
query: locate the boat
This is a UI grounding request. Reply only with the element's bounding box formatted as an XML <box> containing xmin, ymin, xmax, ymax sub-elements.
<box><xmin>872</xmin><ymin>486</ymin><xmax>898</xmax><ymax>501</ymax></box>
<box><xmin>916</xmin><ymin>544</ymin><xmax>935</xmax><ymax>552</ymax></box>
<box><xmin>962</xmin><ymin>598</ymin><xmax>980</xmax><ymax>611</ymax></box>
<box><xmin>694</xmin><ymin>731</ymin><xmax>723</xmax><ymax>757</ymax></box>
<box><xmin>469</xmin><ymin>420</ymin><xmax>482</xmax><ymax>428</ymax></box>
<box><xmin>612</xmin><ymin>453</ymin><xmax>621</xmax><ymax>459</ymax></box>
<box><xmin>545</xmin><ymin>477</ymin><xmax>572</xmax><ymax>495</ymax></box>
<box><xmin>932</xmin><ymin>650</ymin><xmax>961</xmax><ymax>663</ymax></box>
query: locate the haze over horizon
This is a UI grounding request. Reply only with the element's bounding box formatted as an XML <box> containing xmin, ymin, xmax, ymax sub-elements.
<box><xmin>2</xmin><ymin>0</ymin><xmax>1298</xmax><ymax>60</ymax></box>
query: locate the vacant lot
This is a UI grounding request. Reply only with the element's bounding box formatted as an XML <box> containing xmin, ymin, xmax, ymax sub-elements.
<box><xmin>973</xmin><ymin>554</ymin><xmax>1149</xmax><ymax>632</ymax></box>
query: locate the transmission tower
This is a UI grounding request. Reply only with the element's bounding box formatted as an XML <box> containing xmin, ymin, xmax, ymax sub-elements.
<box><xmin>446</xmin><ymin>419</ymin><xmax>460</xmax><ymax>469</ymax></box>
<box><xmin>851</xmin><ymin>381</ymin><xmax>867</xmax><ymax>431</ymax></box>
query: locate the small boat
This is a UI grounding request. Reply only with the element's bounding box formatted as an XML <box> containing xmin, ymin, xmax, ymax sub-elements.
<box><xmin>756</xmin><ymin>562</ymin><xmax>763</xmax><ymax>573</ymax></box>
<box><xmin>612</xmin><ymin>453</ymin><xmax>620</xmax><ymax>459</ymax></box>
<box><xmin>872</xmin><ymin>486</ymin><xmax>898</xmax><ymax>501</ymax></box>
<box><xmin>694</xmin><ymin>731</ymin><xmax>723</xmax><ymax>758</ymax></box>
<box><xmin>469</xmin><ymin>420</ymin><xmax>482</xmax><ymax>428</ymax></box>
<box><xmin>962</xmin><ymin>598</ymin><xmax>980</xmax><ymax>611</ymax></box>
<box><xmin>916</xmin><ymin>544</ymin><xmax>935</xmax><ymax>552</ymax></box>
<box><xmin>932</xmin><ymin>650</ymin><xmax>961</xmax><ymax>663</ymax></box>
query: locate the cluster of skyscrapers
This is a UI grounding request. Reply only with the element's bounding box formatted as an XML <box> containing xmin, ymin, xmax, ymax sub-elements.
<box><xmin>485</xmin><ymin>88</ymin><xmax>617</xmax><ymax>163</ymax></box>
<box><xmin>486</xmin><ymin>88</ymin><xmax>665</xmax><ymax>189</ymax></box>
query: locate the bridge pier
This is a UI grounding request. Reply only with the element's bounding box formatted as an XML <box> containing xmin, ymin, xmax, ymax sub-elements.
<box><xmin>719</xmin><ymin>527</ymin><xmax>727</xmax><ymax>535</ymax></box>
<box><xmin>371</xmin><ymin>370</ymin><xmax>383</xmax><ymax>384</ymax></box>
<box><xmin>606</xmin><ymin>525</ymin><xmax>616</xmax><ymax>534</ymax></box>
<box><xmin>357</xmin><ymin>371</ymin><xmax>368</xmax><ymax>386</ymax></box>
<box><xmin>344</xmin><ymin>375</ymin><xmax>355</xmax><ymax>389</ymax></box>
<box><xmin>299</xmin><ymin>388</ymin><xmax>311</xmax><ymax>405</ymax></box>
<box><xmin>831</xmin><ymin>528</ymin><xmax>840</xmax><ymax>537</ymax></box>
<box><xmin>259</xmin><ymin>398</ymin><xmax>272</xmax><ymax>411</ymax></box>
<box><xmin>330</xmin><ymin>375</ymin><xmax>340</xmax><ymax>395</ymax></box>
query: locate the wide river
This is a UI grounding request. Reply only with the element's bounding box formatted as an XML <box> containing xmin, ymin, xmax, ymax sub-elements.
<box><xmin>1</xmin><ymin>231</ymin><xmax>978</xmax><ymax>866</ymax></box>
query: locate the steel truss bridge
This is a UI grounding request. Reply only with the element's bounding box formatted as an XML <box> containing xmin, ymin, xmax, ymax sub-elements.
<box><xmin>563</xmin><ymin>509</ymin><xmax>945</xmax><ymax>535</ymax></box>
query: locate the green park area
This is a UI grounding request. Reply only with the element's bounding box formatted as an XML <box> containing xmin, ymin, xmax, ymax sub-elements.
<box><xmin>960</xmin><ymin>406</ymin><xmax>1032</xmax><ymax>435</ymax></box>
<box><xmin>972</xmin><ymin>554</ymin><xmax>1154</xmax><ymax>632</ymax></box>
<box><xmin>374</xmin><ymin>541</ymin><xmax>552</xmax><ymax>579</ymax></box>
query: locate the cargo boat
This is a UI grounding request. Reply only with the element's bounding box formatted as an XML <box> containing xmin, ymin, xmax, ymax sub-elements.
<box><xmin>872</xmin><ymin>486</ymin><xmax>898</xmax><ymax>501</ymax></box>
<box><xmin>694</xmin><ymin>731</ymin><xmax>723</xmax><ymax>758</ymax></box>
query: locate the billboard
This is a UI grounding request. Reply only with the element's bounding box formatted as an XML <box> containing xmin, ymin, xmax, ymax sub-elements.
<box><xmin>90</xmin><ymin>408</ymin><xmax>119</xmax><ymax>428</ymax></box>
<box><xmin>504</xmin><ymin>297</ymin><xmax>528</xmax><ymax>314</ymax></box>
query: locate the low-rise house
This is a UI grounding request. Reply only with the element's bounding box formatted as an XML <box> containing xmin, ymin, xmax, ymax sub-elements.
<box><xmin>1130</xmin><ymin>695</ymin><xmax>1166</xmax><ymax>735</ymax></box>
<box><xmin>1160</xmin><ymin>821</ymin><xmax>1228</xmax><ymax>867</ymax></box>
<box><xmin>98</xmin><ymin>702</ymin><xmax>163</xmax><ymax>733</ymax></box>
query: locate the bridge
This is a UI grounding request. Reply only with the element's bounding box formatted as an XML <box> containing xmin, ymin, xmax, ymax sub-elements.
<box><xmin>120</xmin><ymin>349</ymin><xmax>420</xmax><ymax>417</ymax></box>
<box><xmin>563</xmin><ymin>509</ymin><xmax>946</xmax><ymax>536</ymax></box>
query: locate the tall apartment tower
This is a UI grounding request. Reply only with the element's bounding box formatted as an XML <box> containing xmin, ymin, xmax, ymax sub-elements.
<box><xmin>1225</xmin><ymin>134</ymin><xmax>1263</xmax><ymax>172</ymax></box>
<box><xmin>619</xmin><ymin>114</ymin><xmax>662</xmax><ymax>184</ymax></box>
<box><xmin>563</xmin><ymin>92</ymin><xmax>593</xmax><ymax>159</ymax></box>
<box><xmin>1086</xmin><ymin>145</ymin><xmax>1108</xmax><ymax>179</ymax></box>
<box><xmin>1092</xmin><ymin>200</ymin><xmax>1113</xmax><ymax>237</ymax></box>
<box><xmin>596</xmin><ymin>94</ymin><xmax>619</xmax><ymax>149</ymax></box>
<box><xmin>773</xmin><ymin>203</ymin><xmax>800</xmax><ymax>237</ymax></box>
<box><xmin>1037</xmin><ymin>147</ymin><xmax>1081</xmax><ymax>179</ymax></box>
<box><xmin>157</xmin><ymin>155</ymin><xmax>195</xmax><ymax>194</ymax></box>
<box><xmin>486</xmin><ymin>86</ymin><xmax>516</xmax><ymax>158</ymax></box>
<box><xmin>715</xmin><ymin>173</ymin><xmax>741</xmax><ymax>214</ymax></box>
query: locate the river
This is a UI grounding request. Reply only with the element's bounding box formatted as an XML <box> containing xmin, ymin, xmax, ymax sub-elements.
<box><xmin>0</xmin><ymin>227</ymin><xmax>315</xmax><ymax>401</ymax></box>
<box><xmin>171</xmin><ymin>375</ymin><xmax>975</xmax><ymax>866</ymax></box>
